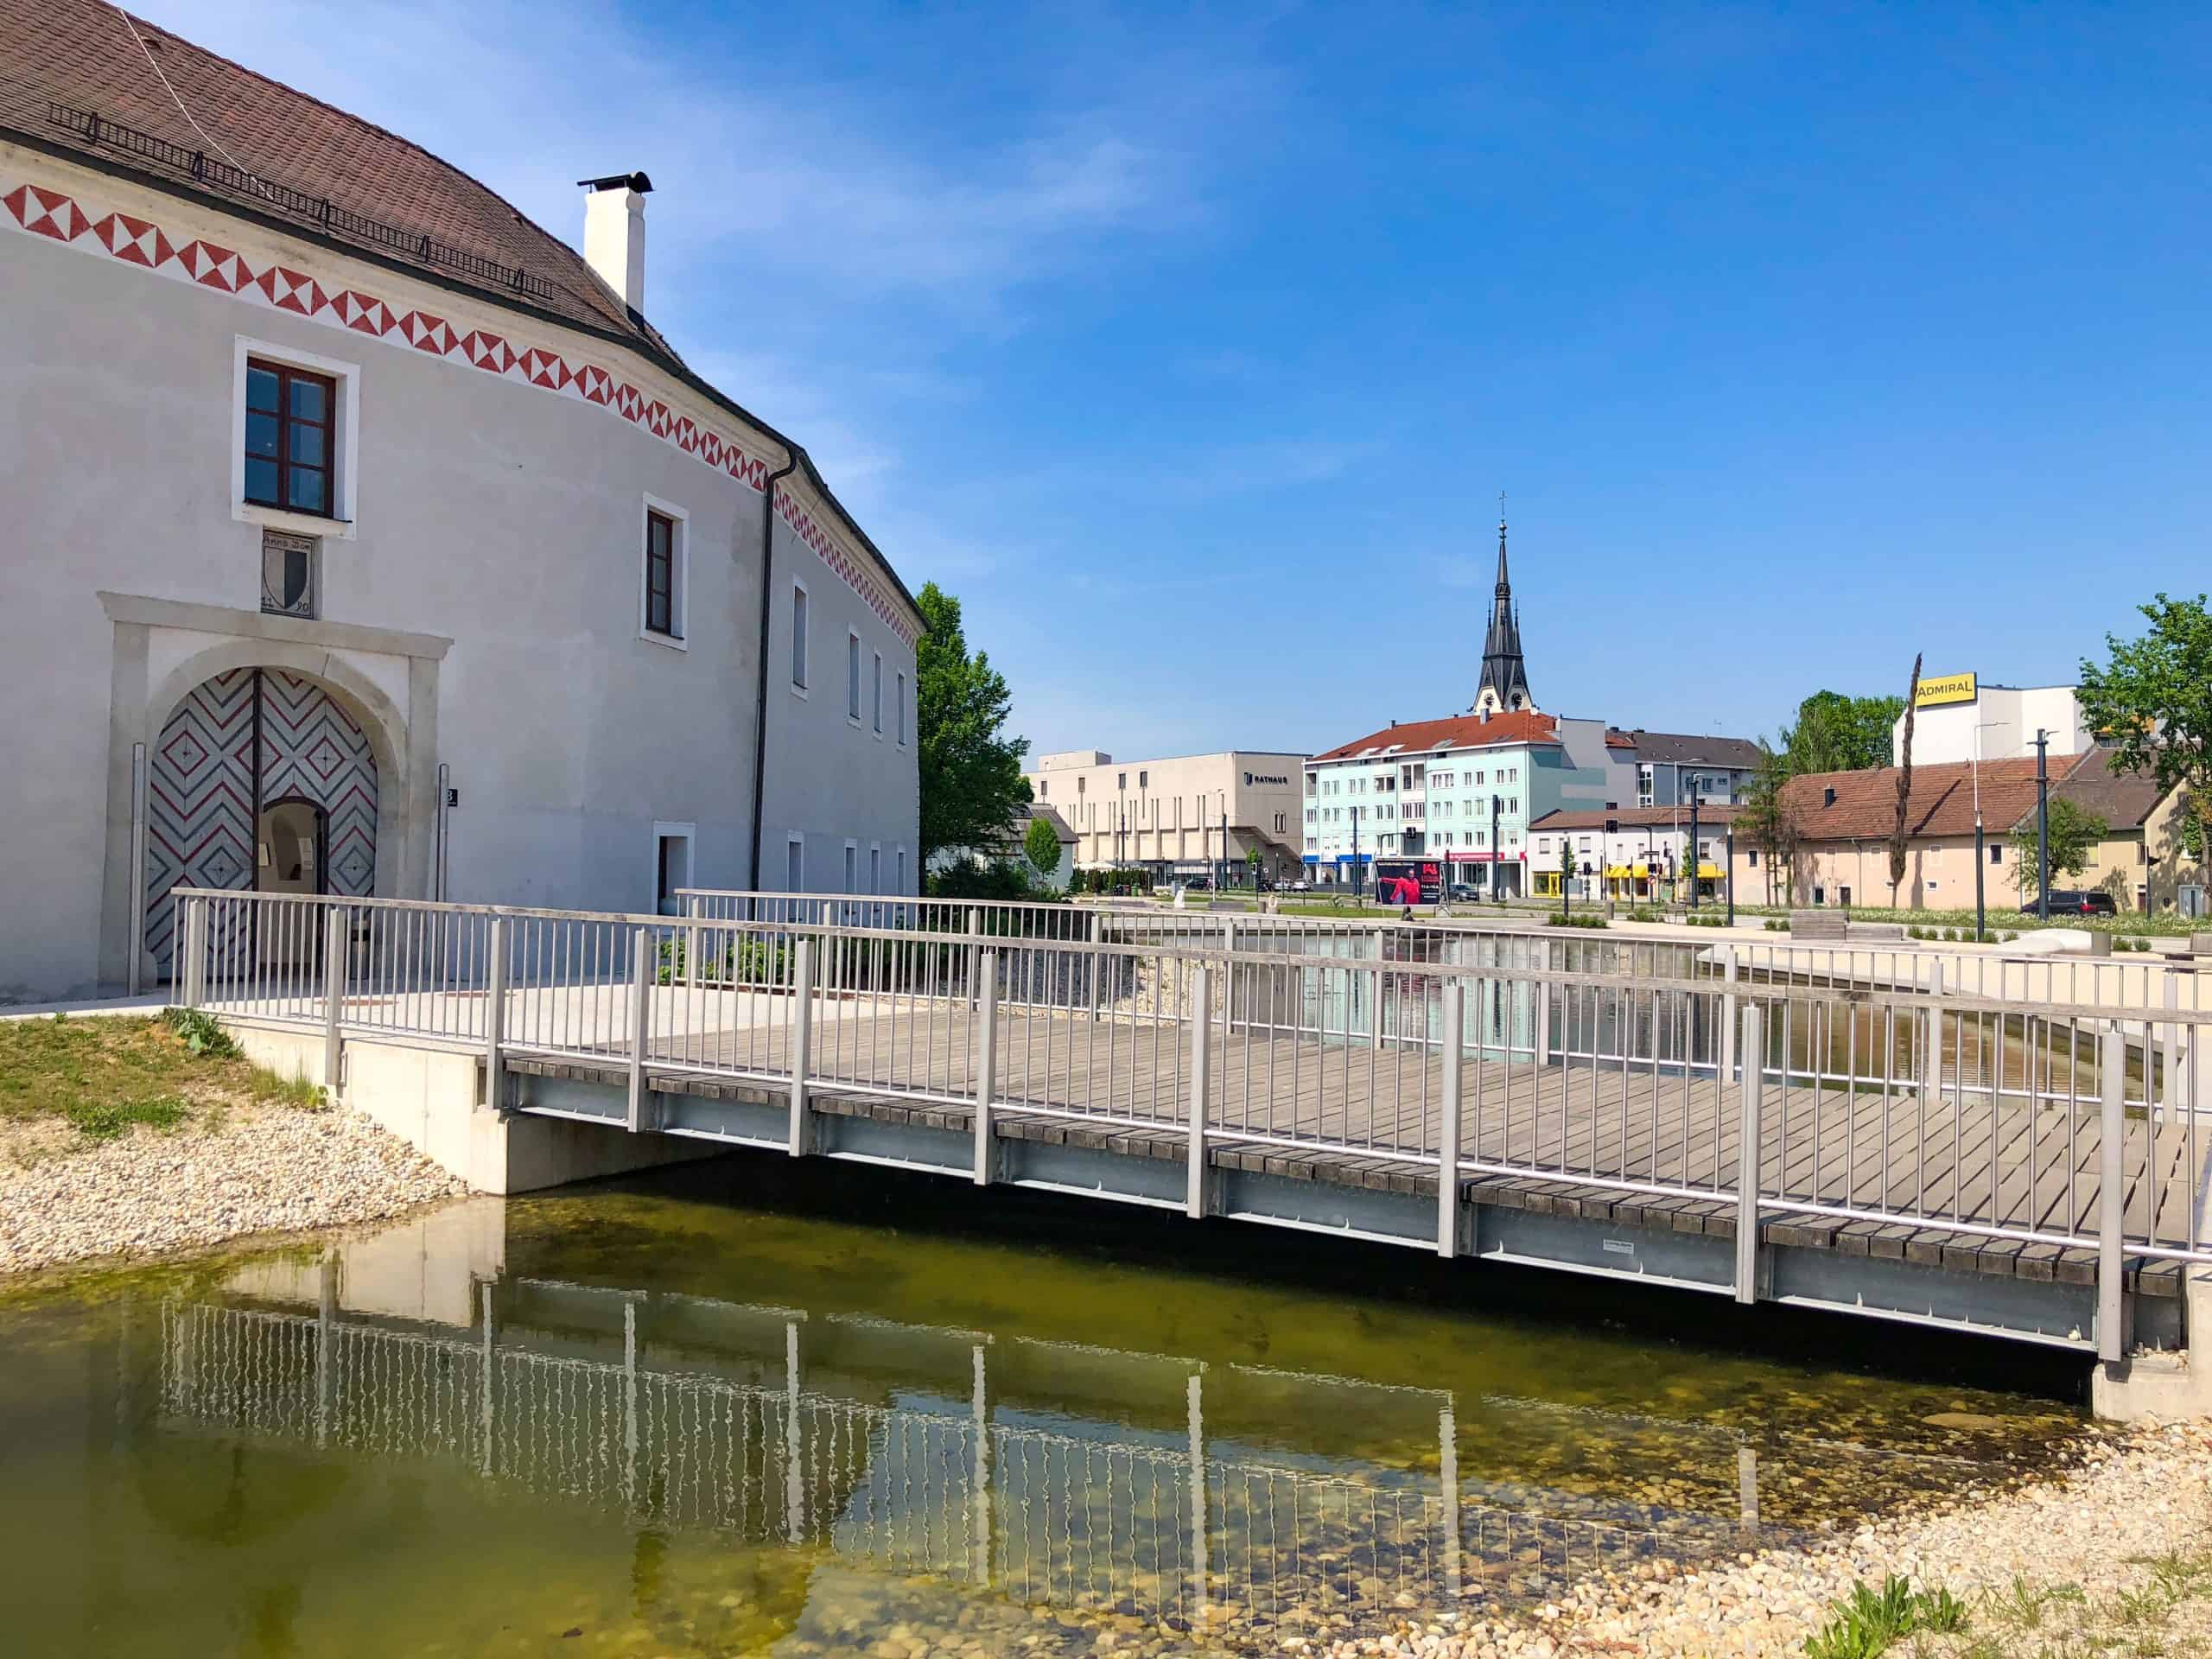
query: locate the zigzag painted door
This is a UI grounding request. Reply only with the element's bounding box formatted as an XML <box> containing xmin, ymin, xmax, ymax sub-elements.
<box><xmin>145</xmin><ymin>669</ymin><xmax>378</xmax><ymax>975</ymax></box>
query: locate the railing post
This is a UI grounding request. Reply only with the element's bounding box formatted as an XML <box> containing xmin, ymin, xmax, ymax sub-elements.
<box><xmin>1220</xmin><ymin>918</ymin><xmax>1236</xmax><ymax>1033</ymax></box>
<box><xmin>321</xmin><ymin>906</ymin><xmax>346</xmax><ymax>1102</ymax></box>
<box><xmin>482</xmin><ymin>914</ymin><xmax>506</xmax><ymax>1111</ymax></box>
<box><xmin>1719</xmin><ymin>946</ymin><xmax>1738</xmax><ymax>1084</ymax></box>
<box><xmin>1920</xmin><ymin>960</ymin><xmax>1946</xmax><ymax>1105</ymax></box>
<box><xmin>1437</xmin><ymin>978</ymin><xmax>1463</xmax><ymax>1257</ymax></box>
<box><xmin>1368</xmin><ymin>963</ymin><xmax>1384</xmax><ymax>1051</ymax></box>
<box><xmin>974</xmin><ymin>947</ymin><xmax>1000</xmax><ymax>1185</ymax></box>
<box><xmin>1735</xmin><ymin>1002</ymin><xmax>1764</xmax><ymax>1305</ymax></box>
<box><xmin>683</xmin><ymin>893</ymin><xmax>702</xmax><ymax>990</ymax></box>
<box><xmin>1088</xmin><ymin>910</ymin><xmax>1103</xmax><ymax>1023</ymax></box>
<box><xmin>788</xmin><ymin>938</ymin><xmax>816</xmax><ymax>1155</ymax></box>
<box><xmin>2099</xmin><ymin>1027</ymin><xmax>2128</xmax><ymax>1365</ymax></box>
<box><xmin>968</xmin><ymin>906</ymin><xmax>984</xmax><ymax>1010</ymax></box>
<box><xmin>1533</xmin><ymin>936</ymin><xmax>1554</xmax><ymax>1065</ymax></box>
<box><xmin>626</xmin><ymin>926</ymin><xmax>652</xmax><ymax>1133</ymax></box>
<box><xmin>182</xmin><ymin>894</ymin><xmax>207</xmax><ymax>1009</ymax></box>
<box><xmin>1187</xmin><ymin>960</ymin><xmax>1212</xmax><ymax>1218</ymax></box>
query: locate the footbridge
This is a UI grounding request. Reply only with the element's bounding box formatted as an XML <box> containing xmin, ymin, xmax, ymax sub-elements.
<box><xmin>171</xmin><ymin>888</ymin><xmax>2212</xmax><ymax>1390</ymax></box>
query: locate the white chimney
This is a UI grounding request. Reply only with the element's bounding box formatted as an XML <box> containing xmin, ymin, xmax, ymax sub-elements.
<box><xmin>579</xmin><ymin>171</ymin><xmax>652</xmax><ymax>312</ymax></box>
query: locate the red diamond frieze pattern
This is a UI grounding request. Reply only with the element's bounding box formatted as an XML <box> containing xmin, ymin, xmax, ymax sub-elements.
<box><xmin>3</xmin><ymin>173</ymin><xmax>914</xmax><ymax>639</ymax></box>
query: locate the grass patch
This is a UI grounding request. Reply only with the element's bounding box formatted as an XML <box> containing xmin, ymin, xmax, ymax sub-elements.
<box><xmin>0</xmin><ymin>1012</ymin><xmax>324</xmax><ymax>1147</ymax></box>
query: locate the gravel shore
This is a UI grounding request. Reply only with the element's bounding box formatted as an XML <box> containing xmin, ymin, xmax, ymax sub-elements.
<box><xmin>0</xmin><ymin>1102</ymin><xmax>467</xmax><ymax>1276</ymax></box>
<box><xmin>1314</xmin><ymin>1421</ymin><xmax>2212</xmax><ymax>1658</ymax></box>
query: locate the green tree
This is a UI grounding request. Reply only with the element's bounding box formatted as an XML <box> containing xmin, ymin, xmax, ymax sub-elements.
<box><xmin>1738</xmin><ymin>743</ymin><xmax>1799</xmax><ymax>905</ymax></box>
<box><xmin>1022</xmin><ymin>812</ymin><xmax>1062</xmax><ymax>883</ymax></box>
<box><xmin>914</xmin><ymin>582</ymin><xmax>1031</xmax><ymax>871</ymax></box>
<box><xmin>1558</xmin><ymin>836</ymin><xmax>1576</xmax><ymax>908</ymax></box>
<box><xmin>2076</xmin><ymin>593</ymin><xmax>2212</xmax><ymax>873</ymax></box>
<box><xmin>1780</xmin><ymin>690</ymin><xmax>1905</xmax><ymax>775</ymax></box>
<box><xmin>2010</xmin><ymin>797</ymin><xmax>2109</xmax><ymax>899</ymax></box>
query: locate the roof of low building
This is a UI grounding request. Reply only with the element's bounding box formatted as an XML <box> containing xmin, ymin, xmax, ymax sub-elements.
<box><xmin>1782</xmin><ymin>757</ymin><xmax>2044</xmax><ymax>842</ymax></box>
<box><xmin>1312</xmin><ymin>709</ymin><xmax>1558</xmax><ymax>764</ymax></box>
<box><xmin>2050</xmin><ymin>746</ymin><xmax>2169</xmax><ymax>830</ymax></box>
<box><xmin>1605</xmin><ymin>729</ymin><xmax>1766</xmax><ymax>769</ymax></box>
<box><xmin>1530</xmin><ymin>804</ymin><xmax>1745</xmax><ymax>833</ymax></box>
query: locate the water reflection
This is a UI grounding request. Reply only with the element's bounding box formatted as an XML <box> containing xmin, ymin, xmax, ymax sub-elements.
<box><xmin>6</xmin><ymin>1185</ymin><xmax>2081</xmax><ymax>1656</ymax></box>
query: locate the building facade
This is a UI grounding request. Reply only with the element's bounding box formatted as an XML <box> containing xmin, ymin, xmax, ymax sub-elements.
<box><xmin>1025</xmin><ymin>751</ymin><xmax>1306</xmax><ymax>883</ymax></box>
<box><xmin>1891</xmin><ymin>676</ymin><xmax>2093</xmax><ymax>767</ymax></box>
<box><xmin>1529</xmin><ymin>805</ymin><xmax>1743</xmax><ymax>902</ymax></box>
<box><xmin>1603</xmin><ymin>730</ymin><xmax>1764</xmax><ymax>808</ymax></box>
<box><xmin>1301</xmin><ymin>710</ymin><xmax>1618</xmax><ymax>896</ymax></box>
<box><xmin>0</xmin><ymin>2</ymin><xmax>920</xmax><ymax>1000</ymax></box>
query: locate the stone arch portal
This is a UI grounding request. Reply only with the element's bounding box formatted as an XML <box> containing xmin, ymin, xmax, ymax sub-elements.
<box><xmin>145</xmin><ymin>667</ymin><xmax>378</xmax><ymax>974</ymax></box>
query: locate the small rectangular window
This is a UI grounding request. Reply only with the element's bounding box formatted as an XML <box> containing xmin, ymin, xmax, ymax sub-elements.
<box><xmin>1990</xmin><ymin>844</ymin><xmax>2003</xmax><ymax>864</ymax></box>
<box><xmin>786</xmin><ymin>836</ymin><xmax>804</xmax><ymax>891</ymax></box>
<box><xmin>896</xmin><ymin>671</ymin><xmax>907</xmax><ymax>745</ymax></box>
<box><xmin>872</xmin><ymin>652</ymin><xmax>884</xmax><ymax>733</ymax></box>
<box><xmin>869</xmin><ymin>844</ymin><xmax>881</xmax><ymax>893</ymax></box>
<box><xmin>644</xmin><ymin>509</ymin><xmax>680</xmax><ymax>639</ymax></box>
<box><xmin>654</xmin><ymin>828</ymin><xmax>692</xmax><ymax>916</ymax></box>
<box><xmin>245</xmin><ymin>359</ymin><xmax>337</xmax><ymax>516</ymax></box>
<box><xmin>791</xmin><ymin>586</ymin><xmax>810</xmax><ymax>688</ymax></box>
<box><xmin>895</xmin><ymin>846</ymin><xmax>906</xmax><ymax>892</ymax></box>
<box><xmin>843</xmin><ymin>842</ymin><xmax>857</xmax><ymax>891</ymax></box>
<box><xmin>848</xmin><ymin>632</ymin><xmax>862</xmax><ymax>721</ymax></box>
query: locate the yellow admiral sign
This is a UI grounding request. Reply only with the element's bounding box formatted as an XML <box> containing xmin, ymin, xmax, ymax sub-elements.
<box><xmin>1915</xmin><ymin>671</ymin><xmax>1978</xmax><ymax>708</ymax></box>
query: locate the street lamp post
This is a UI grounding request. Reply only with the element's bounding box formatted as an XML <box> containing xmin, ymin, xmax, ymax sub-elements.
<box><xmin>1216</xmin><ymin>790</ymin><xmax>1227</xmax><ymax>895</ymax></box>
<box><xmin>1491</xmin><ymin>794</ymin><xmax>1503</xmax><ymax>905</ymax></box>
<box><xmin>2034</xmin><ymin>728</ymin><xmax>2050</xmax><ymax>922</ymax></box>
<box><xmin>1688</xmin><ymin>786</ymin><xmax>1703</xmax><ymax>911</ymax></box>
<box><xmin>1726</xmin><ymin>826</ymin><xmax>1736</xmax><ymax>926</ymax></box>
<box><xmin>1351</xmin><ymin>805</ymin><xmax>1363</xmax><ymax>902</ymax></box>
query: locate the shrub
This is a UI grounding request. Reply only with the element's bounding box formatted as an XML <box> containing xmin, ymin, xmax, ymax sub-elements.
<box><xmin>1803</xmin><ymin>1575</ymin><xmax>1967</xmax><ymax>1659</ymax></box>
<box><xmin>1764</xmin><ymin>918</ymin><xmax>1788</xmax><ymax>931</ymax></box>
<box><xmin>1545</xmin><ymin>912</ymin><xmax>1608</xmax><ymax>929</ymax></box>
<box><xmin>162</xmin><ymin>1007</ymin><xmax>239</xmax><ymax>1059</ymax></box>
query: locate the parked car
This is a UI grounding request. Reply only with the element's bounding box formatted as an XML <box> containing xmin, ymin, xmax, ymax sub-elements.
<box><xmin>1288</xmin><ymin>879</ymin><xmax>1311</xmax><ymax>893</ymax></box>
<box><xmin>1447</xmin><ymin>883</ymin><xmax>1482</xmax><ymax>902</ymax></box>
<box><xmin>2020</xmin><ymin>889</ymin><xmax>2118</xmax><ymax>916</ymax></box>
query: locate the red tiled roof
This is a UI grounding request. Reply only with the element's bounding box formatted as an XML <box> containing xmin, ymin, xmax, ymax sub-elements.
<box><xmin>1782</xmin><ymin>758</ymin><xmax>2045</xmax><ymax>842</ymax></box>
<box><xmin>1313</xmin><ymin>709</ymin><xmax>1559</xmax><ymax>764</ymax></box>
<box><xmin>2052</xmin><ymin>746</ymin><xmax>2169</xmax><ymax>830</ymax></box>
<box><xmin>0</xmin><ymin>0</ymin><xmax>666</xmax><ymax>351</ymax></box>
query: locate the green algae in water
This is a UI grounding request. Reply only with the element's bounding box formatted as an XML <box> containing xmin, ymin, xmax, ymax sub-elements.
<box><xmin>0</xmin><ymin>1163</ymin><xmax>2088</xmax><ymax>1656</ymax></box>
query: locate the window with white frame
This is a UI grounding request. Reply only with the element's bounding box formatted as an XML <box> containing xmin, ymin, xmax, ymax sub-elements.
<box><xmin>843</xmin><ymin>840</ymin><xmax>858</xmax><ymax>892</ymax></box>
<box><xmin>785</xmin><ymin>834</ymin><xmax>804</xmax><ymax>891</ymax></box>
<box><xmin>896</xmin><ymin>671</ymin><xmax>907</xmax><ymax>745</ymax></box>
<box><xmin>896</xmin><ymin>846</ymin><xmax>906</xmax><ymax>892</ymax></box>
<box><xmin>869</xmin><ymin>843</ymin><xmax>881</xmax><ymax>893</ymax></box>
<box><xmin>847</xmin><ymin>632</ymin><xmax>862</xmax><ymax>721</ymax></box>
<box><xmin>872</xmin><ymin>652</ymin><xmax>883</xmax><ymax>734</ymax></box>
<box><xmin>640</xmin><ymin>495</ymin><xmax>688</xmax><ymax>645</ymax></box>
<box><xmin>232</xmin><ymin>335</ymin><xmax>360</xmax><ymax>537</ymax></box>
<box><xmin>791</xmin><ymin>584</ymin><xmax>810</xmax><ymax>690</ymax></box>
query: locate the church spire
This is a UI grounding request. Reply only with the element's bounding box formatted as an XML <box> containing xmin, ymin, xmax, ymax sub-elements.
<box><xmin>1473</xmin><ymin>495</ymin><xmax>1535</xmax><ymax>716</ymax></box>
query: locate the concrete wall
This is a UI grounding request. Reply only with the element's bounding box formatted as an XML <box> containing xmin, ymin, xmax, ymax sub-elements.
<box><xmin>0</xmin><ymin>143</ymin><xmax>917</xmax><ymax>1000</ymax></box>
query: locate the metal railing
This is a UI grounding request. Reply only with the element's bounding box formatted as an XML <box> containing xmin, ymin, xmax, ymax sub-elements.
<box><xmin>171</xmin><ymin>887</ymin><xmax>2212</xmax><ymax>1356</ymax></box>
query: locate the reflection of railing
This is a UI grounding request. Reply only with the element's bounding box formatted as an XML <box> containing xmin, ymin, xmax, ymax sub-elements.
<box><xmin>160</xmin><ymin>1299</ymin><xmax>1742</xmax><ymax>1627</ymax></box>
<box><xmin>169</xmin><ymin>885</ymin><xmax>2212</xmax><ymax>1361</ymax></box>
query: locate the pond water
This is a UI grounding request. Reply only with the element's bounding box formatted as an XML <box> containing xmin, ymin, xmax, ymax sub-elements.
<box><xmin>2</xmin><ymin>1160</ymin><xmax>2090</xmax><ymax>1656</ymax></box>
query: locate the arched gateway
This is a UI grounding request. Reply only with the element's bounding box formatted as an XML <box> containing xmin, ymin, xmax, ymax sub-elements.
<box><xmin>144</xmin><ymin>667</ymin><xmax>378</xmax><ymax>975</ymax></box>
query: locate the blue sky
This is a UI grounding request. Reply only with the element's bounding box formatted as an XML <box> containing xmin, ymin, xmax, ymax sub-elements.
<box><xmin>144</xmin><ymin>2</ymin><xmax>2212</xmax><ymax>760</ymax></box>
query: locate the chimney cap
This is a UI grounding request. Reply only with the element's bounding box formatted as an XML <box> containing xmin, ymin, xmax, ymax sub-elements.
<box><xmin>578</xmin><ymin>171</ymin><xmax>654</xmax><ymax>194</ymax></box>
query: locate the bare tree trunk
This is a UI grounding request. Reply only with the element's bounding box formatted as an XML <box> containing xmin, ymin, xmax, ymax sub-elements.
<box><xmin>1889</xmin><ymin>653</ymin><xmax>1923</xmax><ymax>908</ymax></box>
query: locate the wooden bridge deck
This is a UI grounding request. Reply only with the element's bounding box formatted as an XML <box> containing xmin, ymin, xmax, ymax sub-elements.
<box><xmin>619</xmin><ymin>1002</ymin><xmax>2209</xmax><ymax>1285</ymax></box>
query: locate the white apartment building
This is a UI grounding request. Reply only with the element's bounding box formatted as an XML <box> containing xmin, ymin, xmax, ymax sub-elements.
<box><xmin>1026</xmin><ymin>750</ymin><xmax>1306</xmax><ymax>882</ymax></box>
<box><xmin>1529</xmin><ymin>805</ymin><xmax>1745</xmax><ymax>902</ymax></box>
<box><xmin>1891</xmin><ymin>677</ymin><xmax>2093</xmax><ymax>767</ymax></box>
<box><xmin>0</xmin><ymin>3</ymin><xmax>921</xmax><ymax>1000</ymax></box>
<box><xmin>1301</xmin><ymin>710</ymin><xmax>1618</xmax><ymax>897</ymax></box>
